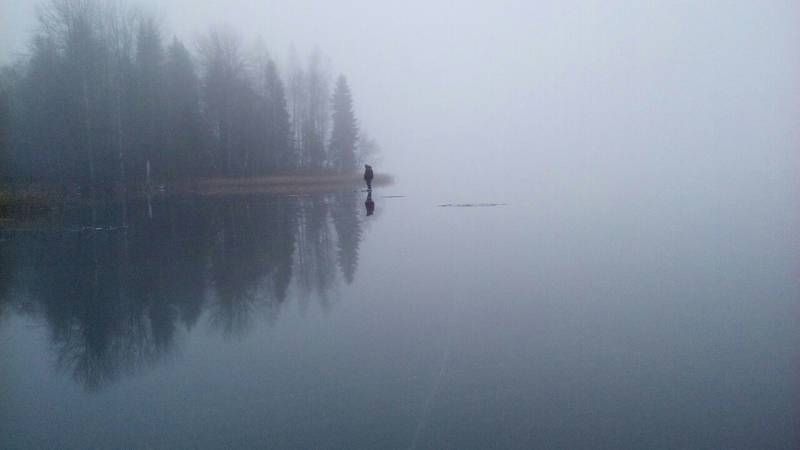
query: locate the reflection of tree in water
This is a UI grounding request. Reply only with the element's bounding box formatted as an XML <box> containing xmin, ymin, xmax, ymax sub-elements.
<box><xmin>295</xmin><ymin>195</ymin><xmax>335</xmax><ymax>307</ymax></box>
<box><xmin>208</xmin><ymin>197</ymin><xmax>297</xmax><ymax>337</ymax></box>
<box><xmin>25</xmin><ymin>231</ymin><xmax>181</xmax><ymax>391</ymax></box>
<box><xmin>331</xmin><ymin>191</ymin><xmax>363</xmax><ymax>284</ymax></box>
<box><xmin>14</xmin><ymin>201</ymin><xmax>212</xmax><ymax>390</ymax></box>
<box><xmin>0</xmin><ymin>192</ymin><xmax>366</xmax><ymax>390</ymax></box>
<box><xmin>0</xmin><ymin>238</ymin><xmax>13</xmax><ymax>321</ymax></box>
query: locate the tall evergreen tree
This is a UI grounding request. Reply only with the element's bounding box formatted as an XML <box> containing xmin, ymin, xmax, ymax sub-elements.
<box><xmin>286</xmin><ymin>46</ymin><xmax>305</xmax><ymax>165</ymax></box>
<box><xmin>103</xmin><ymin>0</ymin><xmax>138</xmax><ymax>188</ymax></box>
<box><xmin>16</xmin><ymin>35</ymin><xmax>68</xmax><ymax>183</ymax></box>
<box><xmin>165</xmin><ymin>38</ymin><xmax>204</xmax><ymax>178</ymax></box>
<box><xmin>0</xmin><ymin>72</ymin><xmax>11</xmax><ymax>182</ymax></box>
<box><xmin>303</xmin><ymin>51</ymin><xmax>329</xmax><ymax>169</ymax></box>
<box><xmin>198</xmin><ymin>27</ymin><xmax>246</xmax><ymax>176</ymax></box>
<box><xmin>329</xmin><ymin>75</ymin><xmax>358</xmax><ymax>173</ymax></box>
<box><xmin>263</xmin><ymin>59</ymin><xmax>293</xmax><ymax>171</ymax></box>
<box><xmin>133</xmin><ymin>17</ymin><xmax>165</xmax><ymax>182</ymax></box>
<box><xmin>65</xmin><ymin>1</ymin><xmax>119</xmax><ymax>188</ymax></box>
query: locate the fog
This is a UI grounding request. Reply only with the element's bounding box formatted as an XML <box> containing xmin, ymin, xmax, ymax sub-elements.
<box><xmin>2</xmin><ymin>2</ymin><xmax>800</xmax><ymax>447</ymax></box>
<box><xmin>3</xmin><ymin>0</ymin><xmax>798</xmax><ymax>200</ymax></box>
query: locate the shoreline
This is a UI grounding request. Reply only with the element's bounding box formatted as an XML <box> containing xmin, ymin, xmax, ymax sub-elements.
<box><xmin>175</xmin><ymin>173</ymin><xmax>393</xmax><ymax>196</ymax></box>
<box><xmin>0</xmin><ymin>173</ymin><xmax>394</xmax><ymax>216</ymax></box>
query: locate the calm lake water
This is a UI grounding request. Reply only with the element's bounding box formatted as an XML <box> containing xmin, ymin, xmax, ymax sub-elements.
<box><xmin>1</xmin><ymin>173</ymin><xmax>798</xmax><ymax>449</ymax></box>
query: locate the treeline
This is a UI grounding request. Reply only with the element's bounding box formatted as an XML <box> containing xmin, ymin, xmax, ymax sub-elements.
<box><xmin>0</xmin><ymin>0</ymin><xmax>377</xmax><ymax>191</ymax></box>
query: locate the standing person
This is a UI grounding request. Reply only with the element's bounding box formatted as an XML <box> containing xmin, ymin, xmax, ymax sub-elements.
<box><xmin>363</xmin><ymin>164</ymin><xmax>374</xmax><ymax>191</ymax></box>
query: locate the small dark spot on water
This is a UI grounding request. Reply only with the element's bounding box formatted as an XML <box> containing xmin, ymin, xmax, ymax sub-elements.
<box><xmin>382</xmin><ymin>195</ymin><xmax>406</xmax><ymax>199</ymax></box>
<box><xmin>67</xmin><ymin>225</ymin><xmax>129</xmax><ymax>233</ymax></box>
<box><xmin>438</xmin><ymin>203</ymin><xmax>507</xmax><ymax>208</ymax></box>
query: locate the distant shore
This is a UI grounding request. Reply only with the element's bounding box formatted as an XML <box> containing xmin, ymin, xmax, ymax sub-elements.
<box><xmin>0</xmin><ymin>172</ymin><xmax>393</xmax><ymax>216</ymax></box>
<box><xmin>174</xmin><ymin>173</ymin><xmax>393</xmax><ymax>196</ymax></box>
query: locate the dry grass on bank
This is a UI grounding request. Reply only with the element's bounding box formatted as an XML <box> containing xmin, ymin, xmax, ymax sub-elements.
<box><xmin>175</xmin><ymin>173</ymin><xmax>394</xmax><ymax>196</ymax></box>
<box><xmin>0</xmin><ymin>188</ymin><xmax>52</xmax><ymax>212</ymax></box>
<box><xmin>0</xmin><ymin>173</ymin><xmax>395</xmax><ymax>215</ymax></box>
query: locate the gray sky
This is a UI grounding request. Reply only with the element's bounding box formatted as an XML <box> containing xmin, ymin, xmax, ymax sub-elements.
<box><xmin>2</xmin><ymin>0</ymin><xmax>799</xmax><ymax>199</ymax></box>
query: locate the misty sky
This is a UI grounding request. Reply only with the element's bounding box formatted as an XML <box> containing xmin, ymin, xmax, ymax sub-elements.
<box><xmin>2</xmin><ymin>1</ymin><xmax>799</xmax><ymax>200</ymax></box>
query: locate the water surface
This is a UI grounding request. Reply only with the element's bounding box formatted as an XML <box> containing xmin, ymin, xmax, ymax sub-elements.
<box><xmin>1</xmin><ymin>177</ymin><xmax>798</xmax><ymax>449</ymax></box>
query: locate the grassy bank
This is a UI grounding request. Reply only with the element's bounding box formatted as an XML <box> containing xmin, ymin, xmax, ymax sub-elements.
<box><xmin>173</xmin><ymin>173</ymin><xmax>393</xmax><ymax>196</ymax></box>
<box><xmin>0</xmin><ymin>172</ymin><xmax>393</xmax><ymax>217</ymax></box>
<box><xmin>0</xmin><ymin>189</ymin><xmax>53</xmax><ymax>216</ymax></box>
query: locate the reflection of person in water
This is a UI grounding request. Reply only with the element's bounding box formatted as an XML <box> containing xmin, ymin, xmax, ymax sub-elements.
<box><xmin>365</xmin><ymin>191</ymin><xmax>375</xmax><ymax>216</ymax></box>
<box><xmin>364</xmin><ymin>164</ymin><xmax>374</xmax><ymax>190</ymax></box>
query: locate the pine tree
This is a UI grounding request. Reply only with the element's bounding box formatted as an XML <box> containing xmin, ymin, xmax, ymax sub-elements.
<box><xmin>264</xmin><ymin>59</ymin><xmax>293</xmax><ymax>171</ymax></box>
<box><xmin>165</xmin><ymin>38</ymin><xmax>204</xmax><ymax>178</ymax></box>
<box><xmin>62</xmin><ymin>3</ymin><xmax>110</xmax><ymax>188</ymax></box>
<box><xmin>133</xmin><ymin>17</ymin><xmax>165</xmax><ymax>182</ymax></box>
<box><xmin>198</xmin><ymin>27</ymin><xmax>245</xmax><ymax>176</ymax></box>
<box><xmin>14</xmin><ymin>36</ymin><xmax>64</xmax><ymax>182</ymax></box>
<box><xmin>304</xmin><ymin>51</ymin><xmax>329</xmax><ymax>169</ymax></box>
<box><xmin>286</xmin><ymin>46</ymin><xmax>305</xmax><ymax>164</ymax></box>
<box><xmin>0</xmin><ymin>74</ymin><xmax>11</xmax><ymax>182</ymax></box>
<box><xmin>329</xmin><ymin>75</ymin><xmax>358</xmax><ymax>173</ymax></box>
